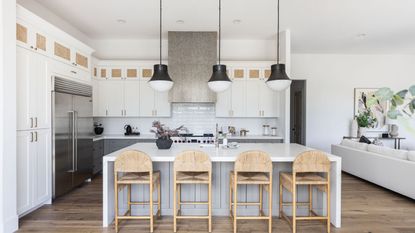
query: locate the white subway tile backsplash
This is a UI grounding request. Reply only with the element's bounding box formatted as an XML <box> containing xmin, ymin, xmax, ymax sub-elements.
<box><xmin>95</xmin><ymin>103</ymin><xmax>280</xmax><ymax>136</ymax></box>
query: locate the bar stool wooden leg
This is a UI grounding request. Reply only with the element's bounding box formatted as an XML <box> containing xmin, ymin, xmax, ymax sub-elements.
<box><xmin>259</xmin><ymin>184</ymin><xmax>263</xmax><ymax>214</ymax></box>
<box><xmin>268</xmin><ymin>178</ymin><xmax>273</xmax><ymax>233</ymax></box>
<box><xmin>157</xmin><ymin>179</ymin><xmax>161</xmax><ymax>218</ymax></box>
<box><xmin>309</xmin><ymin>185</ymin><xmax>312</xmax><ymax>216</ymax></box>
<box><xmin>208</xmin><ymin>173</ymin><xmax>212</xmax><ymax>232</ymax></box>
<box><xmin>127</xmin><ymin>184</ymin><xmax>131</xmax><ymax>215</ymax></box>
<box><xmin>150</xmin><ymin>178</ymin><xmax>154</xmax><ymax>232</ymax></box>
<box><xmin>173</xmin><ymin>180</ymin><xmax>177</xmax><ymax>232</ymax></box>
<box><xmin>292</xmin><ymin>175</ymin><xmax>297</xmax><ymax>233</ymax></box>
<box><xmin>233</xmin><ymin>173</ymin><xmax>237</xmax><ymax>233</ymax></box>
<box><xmin>279</xmin><ymin>176</ymin><xmax>283</xmax><ymax>219</ymax></box>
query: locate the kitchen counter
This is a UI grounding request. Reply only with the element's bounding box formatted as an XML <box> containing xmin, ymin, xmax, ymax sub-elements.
<box><xmin>93</xmin><ymin>134</ymin><xmax>283</xmax><ymax>141</ymax></box>
<box><xmin>93</xmin><ymin>134</ymin><xmax>156</xmax><ymax>141</ymax></box>
<box><xmin>102</xmin><ymin>143</ymin><xmax>342</xmax><ymax>228</ymax></box>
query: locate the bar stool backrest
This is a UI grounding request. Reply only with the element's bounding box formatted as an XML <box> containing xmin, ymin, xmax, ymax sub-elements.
<box><xmin>293</xmin><ymin>150</ymin><xmax>330</xmax><ymax>173</ymax></box>
<box><xmin>234</xmin><ymin>150</ymin><xmax>272</xmax><ymax>172</ymax></box>
<box><xmin>114</xmin><ymin>150</ymin><xmax>153</xmax><ymax>173</ymax></box>
<box><xmin>174</xmin><ymin>150</ymin><xmax>211</xmax><ymax>172</ymax></box>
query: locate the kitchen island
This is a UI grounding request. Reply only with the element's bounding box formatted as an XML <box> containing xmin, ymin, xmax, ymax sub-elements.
<box><xmin>103</xmin><ymin>143</ymin><xmax>342</xmax><ymax>228</ymax></box>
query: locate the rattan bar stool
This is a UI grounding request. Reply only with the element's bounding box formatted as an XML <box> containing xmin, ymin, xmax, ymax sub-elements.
<box><xmin>230</xmin><ymin>150</ymin><xmax>273</xmax><ymax>233</ymax></box>
<box><xmin>279</xmin><ymin>150</ymin><xmax>331</xmax><ymax>233</ymax></box>
<box><xmin>173</xmin><ymin>150</ymin><xmax>212</xmax><ymax>232</ymax></box>
<box><xmin>114</xmin><ymin>150</ymin><xmax>161</xmax><ymax>233</ymax></box>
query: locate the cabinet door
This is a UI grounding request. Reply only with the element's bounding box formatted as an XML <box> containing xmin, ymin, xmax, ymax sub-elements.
<box><xmin>75</xmin><ymin>51</ymin><xmax>89</xmax><ymax>70</ymax></box>
<box><xmin>246</xmin><ymin>80</ymin><xmax>261</xmax><ymax>117</ymax></box>
<box><xmin>103</xmin><ymin>80</ymin><xmax>124</xmax><ymax>117</ymax></box>
<box><xmin>53</xmin><ymin>41</ymin><xmax>71</xmax><ymax>64</ymax></box>
<box><xmin>124</xmin><ymin>80</ymin><xmax>140</xmax><ymax>117</ymax></box>
<box><xmin>33</xmin><ymin>52</ymin><xmax>50</xmax><ymax>129</ymax></box>
<box><xmin>231</xmin><ymin>80</ymin><xmax>246</xmax><ymax>117</ymax></box>
<box><xmin>33</xmin><ymin>130</ymin><xmax>51</xmax><ymax>206</ymax></box>
<box><xmin>155</xmin><ymin>91</ymin><xmax>171</xmax><ymax>117</ymax></box>
<box><xmin>139</xmin><ymin>81</ymin><xmax>155</xmax><ymax>117</ymax></box>
<box><xmin>92</xmin><ymin>79</ymin><xmax>100</xmax><ymax>117</ymax></box>
<box><xmin>259</xmin><ymin>82</ymin><xmax>280</xmax><ymax>117</ymax></box>
<box><xmin>215</xmin><ymin>87</ymin><xmax>232</xmax><ymax>117</ymax></box>
<box><xmin>16</xmin><ymin>47</ymin><xmax>36</xmax><ymax>130</ymax></box>
<box><xmin>17</xmin><ymin>131</ymin><xmax>35</xmax><ymax>215</ymax></box>
<box><xmin>97</xmin><ymin>81</ymin><xmax>109</xmax><ymax>116</ymax></box>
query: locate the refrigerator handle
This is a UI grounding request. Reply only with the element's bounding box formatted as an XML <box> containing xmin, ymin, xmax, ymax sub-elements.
<box><xmin>69</xmin><ymin>111</ymin><xmax>75</xmax><ymax>173</ymax></box>
<box><xmin>74</xmin><ymin>110</ymin><xmax>78</xmax><ymax>172</ymax></box>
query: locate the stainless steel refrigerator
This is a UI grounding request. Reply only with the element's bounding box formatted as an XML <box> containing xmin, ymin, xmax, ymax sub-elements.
<box><xmin>52</xmin><ymin>77</ymin><xmax>93</xmax><ymax>199</ymax></box>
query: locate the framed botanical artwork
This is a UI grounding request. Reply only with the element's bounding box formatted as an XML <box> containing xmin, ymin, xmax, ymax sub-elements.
<box><xmin>354</xmin><ymin>88</ymin><xmax>388</xmax><ymax>129</ymax></box>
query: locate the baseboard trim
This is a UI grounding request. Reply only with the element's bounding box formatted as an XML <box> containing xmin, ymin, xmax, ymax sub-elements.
<box><xmin>2</xmin><ymin>214</ymin><xmax>18</xmax><ymax>233</ymax></box>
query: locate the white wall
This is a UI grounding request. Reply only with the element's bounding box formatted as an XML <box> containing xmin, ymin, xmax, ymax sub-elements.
<box><xmin>291</xmin><ymin>54</ymin><xmax>415</xmax><ymax>152</ymax></box>
<box><xmin>0</xmin><ymin>0</ymin><xmax>18</xmax><ymax>232</ymax></box>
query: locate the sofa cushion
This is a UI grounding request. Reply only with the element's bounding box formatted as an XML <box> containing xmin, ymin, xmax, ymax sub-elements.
<box><xmin>367</xmin><ymin>144</ymin><xmax>408</xmax><ymax>160</ymax></box>
<box><xmin>408</xmin><ymin>151</ymin><xmax>415</xmax><ymax>162</ymax></box>
<box><xmin>341</xmin><ymin>139</ymin><xmax>368</xmax><ymax>151</ymax></box>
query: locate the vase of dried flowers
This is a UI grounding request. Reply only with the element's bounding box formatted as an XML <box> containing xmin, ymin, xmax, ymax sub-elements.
<box><xmin>150</xmin><ymin>121</ymin><xmax>186</xmax><ymax>150</ymax></box>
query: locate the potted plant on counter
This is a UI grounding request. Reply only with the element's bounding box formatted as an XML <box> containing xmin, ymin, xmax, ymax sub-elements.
<box><xmin>150</xmin><ymin>121</ymin><xmax>186</xmax><ymax>149</ymax></box>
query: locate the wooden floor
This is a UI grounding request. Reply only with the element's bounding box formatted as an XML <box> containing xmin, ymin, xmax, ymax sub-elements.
<box><xmin>17</xmin><ymin>173</ymin><xmax>415</xmax><ymax>233</ymax></box>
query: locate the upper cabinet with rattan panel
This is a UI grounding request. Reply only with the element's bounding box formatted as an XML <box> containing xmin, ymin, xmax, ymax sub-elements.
<box><xmin>17</xmin><ymin>5</ymin><xmax>94</xmax><ymax>83</ymax></box>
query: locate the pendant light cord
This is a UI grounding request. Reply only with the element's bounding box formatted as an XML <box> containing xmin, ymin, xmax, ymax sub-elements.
<box><xmin>218</xmin><ymin>0</ymin><xmax>221</xmax><ymax>65</ymax></box>
<box><xmin>277</xmin><ymin>0</ymin><xmax>280</xmax><ymax>64</ymax></box>
<box><xmin>160</xmin><ymin>0</ymin><xmax>162</xmax><ymax>65</ymax></box>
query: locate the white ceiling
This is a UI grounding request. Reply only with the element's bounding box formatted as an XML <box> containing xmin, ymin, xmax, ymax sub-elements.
<box><xmin>28</xmin><ymin>0</ymin><xmax>415</xmax><ymax>53</ymax></box>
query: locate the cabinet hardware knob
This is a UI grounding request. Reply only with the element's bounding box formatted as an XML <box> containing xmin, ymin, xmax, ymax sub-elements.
<box><xmin>34</xmin><ymin>117</ymin><xmax>38</xmax><ymax>128</ymax></box>
<box><xmin>30</xmin><ymin>117</ymin><xmax>33</xmax><ymax>128</ymax></box>
<box><xmin>30</xmin><ymin>132</ymin><xmax>34</xmax><ymax>142</ymax></box>
<box><xmin>70</xmin><ymin>71</ymin><xmax>77</xmax><ymax>74</ymax></box>
<box><xmin>35</xmin><ymin>132</ymin><xmax>38</xmax><ymax>142</ymax></box>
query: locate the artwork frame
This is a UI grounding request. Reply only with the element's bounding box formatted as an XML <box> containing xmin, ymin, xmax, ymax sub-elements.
<box><xmin>354</xmin><ymin>88</ymin><xmax>388</xmax><ymax>131</ymax></box>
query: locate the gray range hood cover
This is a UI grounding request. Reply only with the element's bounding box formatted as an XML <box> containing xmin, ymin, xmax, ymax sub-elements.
<box><xmin>168</xmin><ymin>31</ymin><xmax>217</xmax><ymax>103</ymax></box>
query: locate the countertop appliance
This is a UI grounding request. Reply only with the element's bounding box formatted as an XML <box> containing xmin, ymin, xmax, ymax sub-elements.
<box><xmin>170</xmin><ymin>134</ymin><xmax>215</xmax><ymax>144</ymax></box>
<box><xmin>52</xmin><ymin>77</ymin><xmax>93</xmax><ymax>199</ymax></box>
<box><xmin>124</xmin><ymin>124</ymin><xmax>140</xmax><ymax>136</ymax></box>
<box><xmin>124</xmin><ymin>125</ymin><xmax>132</xmax><ymax>135</ymax></box>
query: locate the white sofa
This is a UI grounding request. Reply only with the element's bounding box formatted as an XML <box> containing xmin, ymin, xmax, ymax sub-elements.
<box><xmin>332</xmin><ymin>139</ymin><xmax>415</xmax><ymax>199</ymax></box>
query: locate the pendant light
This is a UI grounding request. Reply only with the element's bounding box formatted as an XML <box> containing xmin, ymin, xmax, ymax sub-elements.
<box><xmin>208</xmin><ymin>0</ymin><xmax>232</xmax><ymax>93</ymax></box>
<box><xmin>266</xmin><ymin>0</ymin><xmax>291</xmax><ymax>91</ymax></box>
<box><xmin>149</xmin><ymin>0</ymin><xmax>173</xmax><ymax>92</ymax></box>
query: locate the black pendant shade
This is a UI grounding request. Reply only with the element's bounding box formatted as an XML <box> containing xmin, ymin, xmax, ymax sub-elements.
<box><xmin>208</xmin><ymin>65</ymin><xmax>231</xmax><ymax>83</ymax></box>
<box><xmin>267</xmin><ymin>64</ymin><xmax>289</xmax><ymax>82</ymax></box>
<box><xmin>151</xmin><ymin>64</ymin><xmax>172</xmax><ymax>81</ymax></box>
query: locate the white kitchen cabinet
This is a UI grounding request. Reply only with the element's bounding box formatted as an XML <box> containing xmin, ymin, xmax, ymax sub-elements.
<box><xmin>96</xmin><ymin>80</ymin><xmax>141</xmax><ymax>117</ymax></box>
<box><xmin>215</xmin><ymin>78</ymin><xmax>280</xmax><ymax>118</ymax></box>
<box><xmin>139</xmin><ymin>80</ymin><xmax>171</xmax><ymax>117</ymax></box>
<box><xmin>123</xmin><ymin>80</ymin><xmax>140</xmax><ymax>117</ymax></box>
<box><xmin>246</xmin><ymin>80</ymin><xmax>261</xmax><ymax>117</ymax></box>
<box><xmin>97</xmin><ymin>80</ymin><xmax>124</xmax><ymax>117</ymax></box>
<box><xmin>215</xmin><ymin>87</ymin><xmax>232</xmax><ymax>117</ymax></box>
<box><xmin>92</xmin><ymin>79</ymin><xmax>99</xmax><ymax>116</ymax></box>
<box><xmin>259</xmin><ymin>83</ymin><xmax>280</xmax><ymax>117</ymax></box>
<box><xmin>17</xmin><ymin>46</ymin><xmax>50</xmax><ymax>131</ymax></box>
<box><xmin>17</xmin><ymin>129</ymin><xmax>51</xmax><ymax>216</ymax></box>
<box><xmin>231</xmin><ymin>80</ymin><xmax>246</xmax><ymax>117</ymax></box>
<box><xmin>155</xmin><ymin>91</ymin><xmax>171</xmax><ymax>117</ymax></box>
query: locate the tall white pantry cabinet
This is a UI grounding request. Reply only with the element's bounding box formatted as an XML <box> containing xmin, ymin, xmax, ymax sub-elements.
<box><xmin>15</xmin><ymin>5</ymin><xmax>94</xmax><ymax>216</ymax></box>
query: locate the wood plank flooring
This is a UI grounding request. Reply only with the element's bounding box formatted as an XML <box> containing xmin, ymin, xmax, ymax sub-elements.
<box><xmin>16</xmin><ymin>173</ymin><xmax>415</xmax><ymax>233</ymax></box>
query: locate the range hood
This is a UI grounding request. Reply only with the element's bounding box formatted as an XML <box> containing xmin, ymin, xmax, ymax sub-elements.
<box><xmin>168</xmin><ymin>32</ymin><xmax>217</xmax><ymax>103</ymax></box>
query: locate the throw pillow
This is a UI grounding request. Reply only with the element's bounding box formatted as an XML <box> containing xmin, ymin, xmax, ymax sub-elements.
<box><xmin>359</xmin><ymin>136</ymin><xmax>372</xmax><ymax>144</ymax></box>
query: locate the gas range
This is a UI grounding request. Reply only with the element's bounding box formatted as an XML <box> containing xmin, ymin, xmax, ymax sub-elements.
<box><xmin>171</xmin><ymin>133</ymin><xmax>215</xmax><ymax>144</ymax></box>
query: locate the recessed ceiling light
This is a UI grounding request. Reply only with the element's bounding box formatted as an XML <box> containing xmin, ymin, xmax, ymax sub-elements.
<box><xmin>176</xmin><ymin>20</ymin><xmax>185</xmax><ymax>24</ymax></box>
<box><xmin>116</xmin><ymin>19</ymin><xmax>127</xmax><ymax>24</ymax></box>
<box><xmin>356</xmin><ymin>33</ymin><xmax>367</xmax><ymax>39</ymax></box>
<box><xmin>233</xmin><ymin>19</ymin><xmax>242</xmax><ymax>24</ymax></box>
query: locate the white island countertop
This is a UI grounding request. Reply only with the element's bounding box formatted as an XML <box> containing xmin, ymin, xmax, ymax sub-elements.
<box><xmin>103</xmin><ymin>143</ymin><xmax>341</xmax><ymax>162</ymax></box>
<box><xmin>94</xmin><ymin>134</ymin><xmax>283</xmax><ymax>141</ymax></box>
